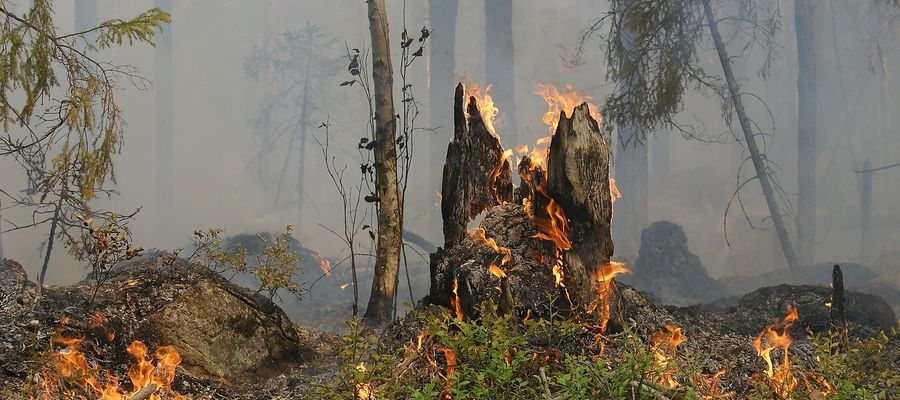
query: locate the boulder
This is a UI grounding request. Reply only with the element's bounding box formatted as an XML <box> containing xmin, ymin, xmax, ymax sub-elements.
<box><xmin>621</xmin><ymin>221</ymin><xmax>725</xmax><ymax>305</ymax></box>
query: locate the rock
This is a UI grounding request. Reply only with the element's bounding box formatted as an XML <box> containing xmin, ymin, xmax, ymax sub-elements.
<box><xmin>621</xmin><ymin>221</ymin><xmax>725</xmax><ymax>305</ymax></box>
<box><xmin>149</xmin><ymin>279</ymin><xmax>313</xmax><ymax>382</ymax></box>
<box><xmin>0</xmin><ymin>259</ymin><xmax>35</xmax><ymax>306</ymax></box>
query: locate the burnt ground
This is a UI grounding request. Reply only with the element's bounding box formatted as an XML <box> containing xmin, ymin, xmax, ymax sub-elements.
<box><xmin>1</xmin><ymin>256</ymin><xmax>898</xmax><ymax>399</ymax></box>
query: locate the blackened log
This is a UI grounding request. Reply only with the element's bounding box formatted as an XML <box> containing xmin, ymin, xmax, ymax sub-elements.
<box><xmin>546</xmin><ymin>103</ymin><xmax>614</xmax><ymax>308</ymax></box>
<box><xmin>441</xmin><ymin>83</ymin><xmax>514</xmax><ymax>248</ymax></box>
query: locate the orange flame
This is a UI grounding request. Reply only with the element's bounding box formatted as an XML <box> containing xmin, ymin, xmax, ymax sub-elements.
<box><xmin>531</xmin><ymin>197</ymin><xmax>572</xmax><ymax>251</ymax></box>
<box><xmin>355</xmin><ymin>363</ymin><xmax>377</xmax><ymax>400</ymax></box>
<box><xmin>471</xmin><ymin>228</ymin><xmax>513</xmax><ymax>268</ymax></box>
<box><xmin>465</xmin><ymin>83</ymin><xmax>499</xmax><ymax>136</ymax></box>
<box><xmin>313</xmin><ymin>252</ymin><xmax>331</xmax><ymax>277</ymax></box>
<box><xmin>591</xmin><ymin>261</ymin><xmax>630</xmax><ymax>334</ymax></box>
<box><xmin>534</xmin><ymin>83</ymin><xmax>602</xmax><ymax>135</ymax></box>
<box><xmin>450</xmin><ymin>277</ymin><xmax>464</xmax><ymax>320</ymax></box>
<box><xmin>650</xmin><ymin>323</ymin><xmax>686</xmax><ymax>388</ymax></box>
<box><xmin>753</xmin><ymin>306</ymin><xmax>799</xmax><ymax>398</ymax></box>
<box><xmin>609</xmin><ymin>177</ymin><xmax>622</xmax><ymax>208</ymax></box>
<box><xmin>47</xmin><ymin>335</ymin><xmax>184</xmax><ymax>400</ymax></box>
<box><xmin>488</xmin><ymin>264</ymin><xmax>507</xmax><ymax>279</ymax></box>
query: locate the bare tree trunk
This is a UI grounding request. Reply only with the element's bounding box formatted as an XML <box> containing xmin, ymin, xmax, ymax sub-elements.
<box><xmin>296</xmin><ymin>65</ymin><xmax>311</xmax><ymax>228</ymax></box>
<box><xmin>702</xmin><ymin>0</ymin><xmax>800</xmax><ymax>270</ymax></box>
<box><xmin>428</xmin><ymin>0</ymin><xmax>458</xmax><ymax>242</ymax></box>
<box><xmin>484</xmin><ymin>0</ymin><xmax>517</xmax><ymax>140</ymax></box>
<box><xmin>155</xmin><ymin>0</ymin><xmax>175</xmax><ymax>242</ymax></box>
<box><xmin>36</xmin><ymin>197</ymin><xmax>62</xmax><ymax>301</ymax></box>
<box><xmin>795</xmin><ymin>0</ymin><xmax>817</xmax><ymax>266</ymax></box>
<box><xmin>613</xmin><ymin>141</ymin><xmax>647</xmax><ymax>260</ymax></box>
<box><xmin>859</xmin><ymin>158</ymin><xmax>872</xmax><ymax>263</ymax></box>
<box><xmin>362</xmin><ymin>0</ymin><xmax>403</xmax><ymax>326</ymax></box>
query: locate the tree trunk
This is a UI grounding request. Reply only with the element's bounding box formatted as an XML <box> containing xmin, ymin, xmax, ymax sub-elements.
<box><xmin>795</xmin><ymin>0</ymin><xmax>817</xmax><ymax>266</ymax></box>
<box><xmin>155</xmin><ymin>0</ymin><xmax>175</xmax><ymax>242</ymax></box>
<box><xmin>829</xmin><ymin>264</ymin><xmax>846</xmax><ymax>333</ymax></box>
<box><xmin>0</xmin><ymin>198</ymin><xmax>4</xmax><ymax>260</ymax></box>
<box><xmin>296</xmin><ymin>65</ymin><xmax>310</xmax><ymax>228</ymax></box>
<box><xmin>702</xmin><ymin>0</ymin><xmax>800</xmax><ymax>271</ymax></box>
<box><xmin>613</xmin><ymin>141</ymin><xmax>647</xmax><ymax>260</ymax></box>
<box><xmin>36</xmin><ymin>197</ymin><xmax>62</xmax><ymax>301</ymax></box>
<box><xmin>859</xmin><ymin>158</ymin><xmax>872</xmax><ymax>263</ymax></box>
<box><xmin>484</xmin><ymin>0</ymin><xmax>517</xmax><ymax>141</ymax></box>
<box><xmin>427</xmin><ymin>0</ymin><xmax>458</xmax><ymax>243</ymax></box>
<box><xmin>362</xmin><ymin>0</ymin><xmax>403</xmax><ymax>327</ymax></box>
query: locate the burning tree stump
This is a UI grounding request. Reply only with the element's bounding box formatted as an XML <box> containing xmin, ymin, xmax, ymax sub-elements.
<box><xmin>441</xmin><ymin>83</ymin><xmax>514</xmax><ymax>248</ymax></box>
<box><xmin>430</xmin><ymin>85</ymin><xmax>619</xmax><ymax>322</ymax></box>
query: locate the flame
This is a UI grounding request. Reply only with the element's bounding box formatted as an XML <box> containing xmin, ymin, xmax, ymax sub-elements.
<box><xmin>417</xmin><ymin>329</ymin><xmax>429</xmax><ymax>350</ymax></box>
<box><xmin>355</xmin><ymin>363</ymin><xmax>377</xmax><ymax>400</ymax></box>
<box><xmin>46</xmin><ymin>335</ymin><xmax>184</xmax><ymax>400</ymax></box>
<box><xmin>531</xmin><ymin>197</ymin><xmax>572</xmax><ymax>251</ymax></box>
<box><xmin>590</xmin><ymin>261</ymin><xmax>630</xmax><ymax>334</ymax></box>
<box><xmin>650</xmin><ymin>323</ymin><xmax>685</xmax><ymax>388</ymax></box>
<box><xmin>609</xmin><ymin>177</ymin><xmax>622</xmax><ymax>207</ymax></box>
<box><xmin>313</xmin><ymin>251</ymin><xmax>331</xmax><ymax>276</ymax></box>
<box><xmin>450</xmin><ymin>277</ymin><xmax>464</xmax><ymax>320</ymax></box>
<box><xmin>465</xmin><ymin>83</ymin><xmax>499</xmax><ymax>136</ymax></box>
<box><xmin>488</xmin><ymin>264</ymin><xmax>507</xmax><ymax>279</ymax></box>
<box><xmin>753</xmin><ymin>306</ymin><xmax>800</xmax><ymax>399</ymax></box>
<box><xmin>471</xmin><ymin>228</ymin><xmax>513</xmax><ymax>268</ymax></box>
<box><xmin>339</xmin><ymin>282</ymin><xmax>352</xmax><ymax>290</ymax></box>
<box><xmin>691</xmin><ymin>369</ymin><xmax>732</xmax><ymax>400</ymax></box>
<box><xmin>534</xmin><ymin>83</ymin><xmax>602</xmax><ymax>135</ymax></box>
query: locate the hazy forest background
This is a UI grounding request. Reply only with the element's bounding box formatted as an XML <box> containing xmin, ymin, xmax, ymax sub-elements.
<box><xmin>1</xmin><ymin>0</ymin><xmax>897</xmax><ymax>325</ymax></box>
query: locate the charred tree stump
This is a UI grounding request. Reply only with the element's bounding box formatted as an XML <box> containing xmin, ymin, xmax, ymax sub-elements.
<box><xmin>829</xmin><ymin>264</ymin><xmax>846</xmax><ymax>333</ymax></box>
<box><xmin>430</xmin><ymin>87</ymin><xmax>617</xmax><ymax>322</ymax></box>
<box><xmin>546</xmin><ymin>103</ymin><xmax>614</xmax><ymax>309</ymax></box>
<box><xmin>440</xmin><ymin>83</ymin><xmax>513</xmax><ymax>248</ymax></box>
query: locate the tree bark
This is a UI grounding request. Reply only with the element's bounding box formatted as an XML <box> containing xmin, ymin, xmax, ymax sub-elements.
<box><xmin>484</xmin><ymin>0</ymin><xmax>517</xmax><ymax>141</ymax></box>
<box><xmin>155</xmin><ymin>0</ymin><xmax>175</xmax><ymax>242</ymax></box>
<box><xmin>441</xmin><ymin>83</ymin><xmax>514</xmax><ymax>248</ymax></box>
<box><xmin>427</xmin><ymin>0</ymin><xmax>459</xmax><ymax>243</ymax></box>
<box><xmin>362</xmin><ymin>0</ymin><xmax>403</xmax><ymax>326</ymax></box>
<box><xmin>702</xmin><ymin>0</ymin><xmax>800</xmax><ymax>270</ymax></box>
<box><xmin>547</xmin><ymin>103</ymin><xmax>615</xmax><ymax>307</ymax></box>
<box><xmin>795</xmin><ymin>0</ymin><xmax>817</xmax><ymax>266</ymax></box>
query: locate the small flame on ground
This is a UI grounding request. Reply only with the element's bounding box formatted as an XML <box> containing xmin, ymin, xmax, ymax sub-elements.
<box><xmin>753</xmin><ymin>306</ymin><xmax>800</xmax><ymax>398</ymax></box>
<box><xmin>46</xmin><ymin>335</ymin><xmax>184</xmax><ymax>400</ymax></box>
<box><xmin>355</xmin><ymin>363</ymin><xmax>377</xmax><ymax>400</ymax></box>
<box><xmin>489</xmin><ymin>264</ymin><xmax>507</xmax><ymax>279</ymax></box>
<box><xmin>650</xmin><ymin>323</ymin><xmax>685</xmax><ymax>388</ymax></box>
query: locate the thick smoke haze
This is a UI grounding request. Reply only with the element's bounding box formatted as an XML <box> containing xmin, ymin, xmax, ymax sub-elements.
<box><xmin>1</xmin><ymin>0</ymin><xmax>897</xmax><ymax>295</ymax></box>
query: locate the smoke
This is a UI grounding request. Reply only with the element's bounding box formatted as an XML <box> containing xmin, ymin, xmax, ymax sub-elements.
<box><xmin>1</xmin><ymin>0</ymin><xmax>897</xmax><ymax>292</ymax></box>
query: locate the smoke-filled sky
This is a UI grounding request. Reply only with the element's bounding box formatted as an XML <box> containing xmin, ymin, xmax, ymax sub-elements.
<box><xmin>1</xmin><ymin>0</ymin><xmax>898</xmax><ymax>287</ymax></box>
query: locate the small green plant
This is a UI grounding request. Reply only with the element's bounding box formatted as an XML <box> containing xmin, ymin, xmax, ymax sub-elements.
<box><xmin>251</xmin><ymin>225</ymin><xmax>303</xmax><ymax>301</ymax></box>
<box><xmin>189</xmin><ymin>228</ymin><xmax>248</xmax><ymax>278</ymax></box>
<box><xmin>189</xmin><ymin>225</ymin><xmax>302</xmax><ymax>302</ymax></box>
<box><xmin>68</xmin><ymin>213</ymin><xmax>143</xmax><ymax>303</ymax></box>
<box><xmin>807</xmin><ymin>324</ymin><xmax>900</xmax><ymax>399</ymax></box>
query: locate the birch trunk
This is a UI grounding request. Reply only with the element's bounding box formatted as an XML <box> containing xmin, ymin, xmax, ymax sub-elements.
<box><xmin>362</xmin><ymin>0</ymin><xmax>403</xmax><ymax>326</ymax></box>
<box><xmin>795</xmin><ymin>0</ymin><xmax>817</xmax><ymax>266</ymax></box>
